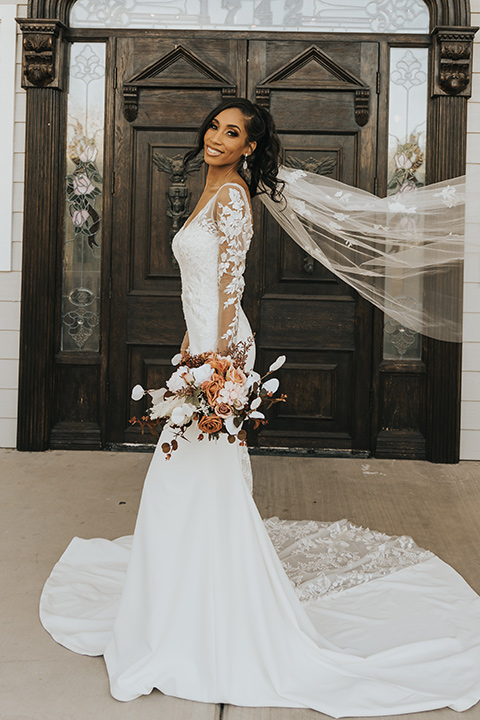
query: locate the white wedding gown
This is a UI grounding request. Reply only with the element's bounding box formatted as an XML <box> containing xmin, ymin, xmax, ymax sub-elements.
<box><xmin>40</xmin><ymin>183</ymin><xmax>480</xmax><ymax>717</ymax></box>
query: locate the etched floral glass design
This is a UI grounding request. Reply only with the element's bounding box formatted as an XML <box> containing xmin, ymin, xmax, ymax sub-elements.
<box><xmin>383</xmin><ymin>47</ymin><xmax>428</xmax><ymax>361</ymax></box>
<box><xmin>61</xmin><ymin>43</ymin><xmax>105</xmax><ymax>351</ymax></box>
<box><xmin>71</xmin><ymin>0</ymin><xmax>428</xmax><ymax>32</ymax></box>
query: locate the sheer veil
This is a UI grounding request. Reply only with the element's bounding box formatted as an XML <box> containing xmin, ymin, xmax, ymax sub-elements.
<box><xmin>260</xmin><ymin>166</ymin><xmax>480</xmax><ymax>343</ymax></box>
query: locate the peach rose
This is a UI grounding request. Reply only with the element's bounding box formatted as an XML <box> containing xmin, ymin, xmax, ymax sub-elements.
<box><xmin>226</xmin><ymin>366</ymin><xmax>246</xmax><ymax>385</ymax></box>
<box><xmin>208</xmin><ymin>356</ymin><xmax>231</xmax><ymax>375</ymax></box>
<box><xmin>202</xmin><ymin>374</ymin><xmax>225</xmax><ymax>406</ymax></box>
<box><xmin>215</xmin><ymin>402</ymin><xmax>233</xmax><ymax>419</ymax></box>
<box><xmin>198</xmin><ymin>415</ymin><xmax>223</xmax><ymax>434</ymax></box>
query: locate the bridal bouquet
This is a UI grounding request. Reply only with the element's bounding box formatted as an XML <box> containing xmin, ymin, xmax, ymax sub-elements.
<box><xmin>130</xmin><ymin>339</ymin><xmax>286</xmax><ymax>458</ymax></box>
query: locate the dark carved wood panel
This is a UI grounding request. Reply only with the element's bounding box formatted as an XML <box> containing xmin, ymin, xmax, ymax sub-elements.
<box><xmin>126</xmin><ymin>296</ymin><xmax>185</xmax><ymax>345</ymax></box>
<box><xmin>50</xmin><ymin>363</ymin><xmax>101</xmax><ymax>449</ymax></box>
<box><xmin>260</xmin><ymin>297</ymin><xmax>355</xmax><ymax>350</ymax></box>
<box><xmin>132</xmin><ymin>132</ymin><xmax>206</xmax><ymax>290</ymax></box>
<box><xmin>103</xmin><ymin>34</ymin><xmax>379</xmax><ymax>448</ymax></box>
<box><xmin>247</xmin><ymin>38</ymin><xmax>377</xmax><ymax>450</ymax></box>
<box><xmin>125</xmin><ymin>346</ymin><xmax>182</xmax><ymax>443</ymax></box>
<box><xmin>261</xmin><ymin>349</ymin><xmax>353</xmax><ymax>435</ymax></box>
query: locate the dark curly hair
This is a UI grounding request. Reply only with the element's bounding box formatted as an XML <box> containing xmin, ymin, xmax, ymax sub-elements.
<box><xmin>184</xmin><ymin>98</ymin><xmax>284</xmax><ymax>202</ymax></box>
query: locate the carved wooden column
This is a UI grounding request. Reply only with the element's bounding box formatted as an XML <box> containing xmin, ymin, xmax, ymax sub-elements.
<box><xmin>16</xmin><ymin>19</ymin><xmax>67</xmax><ymax>450</ymax></box>
<box><xmin>425</xmin><ymin>26</ymin><xmax>477</xmax><ymax>462</ymax></box>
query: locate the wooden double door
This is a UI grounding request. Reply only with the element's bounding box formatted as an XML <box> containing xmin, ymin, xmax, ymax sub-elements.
<box><xmin>108</xmin><ymin>32</ymin><xmax>380</xmax><ymax>450</ymax></box>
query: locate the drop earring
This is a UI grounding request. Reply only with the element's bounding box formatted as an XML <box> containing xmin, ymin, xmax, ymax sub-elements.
<box><xmin>243</xmin><ymin>154</ymin><xmax>248</xmax><ymax>171</ymax></box>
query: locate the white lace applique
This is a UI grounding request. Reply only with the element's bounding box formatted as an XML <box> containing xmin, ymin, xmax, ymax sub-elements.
<box><xmin>172</xmin><ymin>184</ymin><xmax>253</xmax><ymax>355</ymax></box>
<box><xmin>239</xmin><ymin>443</ymin><xmax>253</xmax><ymax>494</ymax></box>
<box><xmin>388</xmin><ymin>201</ymin><xmax>417</xmax><ymax>215</ymax></box>
<box><xmin>284</xmin><ymin>169</ymin><xmax>306</xmax><ymax>185</ymax></box>
<box><xmin>216</xmin><ymin>186</ymin><xmax>253</xmax><ymax>347</ymax></box>
<box><xmin>264</xmin><ymin>517</ymin><xmax>433</xmax><ymax>603</ymax></box>
<box><xmin>334</xmin><ymin>190</ymin><xmax>352</xmax><ymax>204</ymax></box>
<box><xmin>434</xmin><ymin>185</ymin><xmax>458</xmax><ymax>207</ymax></box>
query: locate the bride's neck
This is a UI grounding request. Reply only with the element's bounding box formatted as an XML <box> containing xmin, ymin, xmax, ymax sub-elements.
<box><xmin>205</xmin><ymin>164</ymin><xmax>241</xmax><ymax>190</ymax></box>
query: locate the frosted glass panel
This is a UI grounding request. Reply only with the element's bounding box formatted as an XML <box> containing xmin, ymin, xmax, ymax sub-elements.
<box><xmin>61</xmin><ymin>43</ymin><xmax>105</xmax><ymax>352</ymax></box>
<box><xmin>71</xmin><ymin>0</ymin><xmax>429</xmax><ymax>32</ymax></box>
<box><xmin>383</xmin><ymin>47</ymin><xmax>428</xmax><ymax>361</ymax></box>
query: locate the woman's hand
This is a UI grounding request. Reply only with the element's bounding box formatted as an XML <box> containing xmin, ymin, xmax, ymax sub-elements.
<box><xmin>181</xmin><ymin>332</ymin><xmax>189</xmax><ymax>352</ymax></box>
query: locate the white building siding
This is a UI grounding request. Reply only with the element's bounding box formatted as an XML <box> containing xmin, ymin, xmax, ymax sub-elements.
<box><xmin>0</xmin><ymin>3</ymin><xmax>25</xmax><ymax>448</ymax></box>
<box><xmin>0</xmin><ymin>5</ymin><xmax>479</xmax><ymax>454</ymax></box>
<box><xmin>461</xmin><ymin>2</ymin><xmax>480</xmax><ymax>459</ymax></box>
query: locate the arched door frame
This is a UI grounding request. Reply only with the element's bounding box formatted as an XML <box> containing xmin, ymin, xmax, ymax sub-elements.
<box><xmin>15</xmin><ymin>0</ymin><xmax>477</xmax><ymax>461</ymax></box>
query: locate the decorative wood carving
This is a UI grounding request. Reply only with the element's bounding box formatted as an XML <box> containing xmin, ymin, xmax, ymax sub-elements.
<box><xmin>255</xmin><ymin>46</ymin><xmax>370</xmax><ymax>127</ymax></box>
<box><xmin>123</xmin><ymin>85</ymin><xmax>138</xmax><ymax>123</ymax></box>
<box><xmin>17</xmin><ymin>19</ymin><xmax>66</xmax><ymax>90</ymax></box>
<box><xmin>153</xmin><ymin>152</ymin><xmax>204</xmax><ymax>245</ymax></box>
<box><xmin>354</xmin><ymin>89</ymin><xmax>370</xmax><ymax>127</ymax></box>
<box><xmin>122</xmin><ymin>45</ymin><xmax>237</xmax><ymax>121</ymax></box>
<box><xmin>431</xmin><ymin>26</ymin><xmax>478</xmax><ymax>97</ymax></box>
<box><xmin>285</xmin><ymin>155</ymin><xmax>337</xmax><ymax>176</ymax></box>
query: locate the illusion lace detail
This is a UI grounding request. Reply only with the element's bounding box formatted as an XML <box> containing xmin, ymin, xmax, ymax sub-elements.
<box><xmin>239</xmin><ymin>443</ymin><xmax>253</xmax><ymax>494</ymax></box>
<box><xmin>215</xmin><ymin>186</ymin><xmax>253</xmax><ymax>346</ymax></box>
<box><xmin>172</xmin><ymin>183</ymin><xmax>252</xmax><ymax>355</ymax></box>
<box><xmin>264</xmin><ymin>517</ymin><xmax>433</xmax><ymax>603</ymax></box>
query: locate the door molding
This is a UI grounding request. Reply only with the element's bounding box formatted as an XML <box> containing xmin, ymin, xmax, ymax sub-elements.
<box><xmin>122</xmin><ymin>44</ymin><xmax>237</xmax><ymax>122</ymax></box>
<box><xmin>16</xmin><ymin>2</ymin><xmax>477</xmax><ymax>461</ymax></box>
<box><xmin>255</xmin><ymin>45</ymin><xmax>370</xmax><ymax>127</ymax></box>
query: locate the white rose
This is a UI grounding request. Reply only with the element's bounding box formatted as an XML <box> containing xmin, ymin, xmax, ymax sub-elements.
<box><xmin>166</xmin><ymin>366</ymin><xmax>188</xmax><ymax>392</ymax></box>
<box><xmin>191</xmin><ymin>363</ymin><xmax>214</xmax><ymax>385</ymax></box>
<box><xmin>170</xmin><ymin>402</ymin><xmax>196</xmax><ymax>426</ymax></box>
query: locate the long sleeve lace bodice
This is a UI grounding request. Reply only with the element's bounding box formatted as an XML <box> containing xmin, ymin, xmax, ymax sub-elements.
<box><xmin>172</xmin><ymin>183</ymin><xmax>253</xmax><ymax>356</ymax></box>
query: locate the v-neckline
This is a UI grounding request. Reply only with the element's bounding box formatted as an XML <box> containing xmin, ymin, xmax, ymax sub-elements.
<box><xmin>181</xmin><ymin>182</ymin><xmax>247</xmax><ymax>232</ymax></box>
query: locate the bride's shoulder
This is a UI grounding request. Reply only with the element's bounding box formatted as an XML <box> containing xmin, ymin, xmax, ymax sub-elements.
<box><xmin>214</xmin><ymin>180</ymin><xmax>251</xmax><ymax>213</ymax></box>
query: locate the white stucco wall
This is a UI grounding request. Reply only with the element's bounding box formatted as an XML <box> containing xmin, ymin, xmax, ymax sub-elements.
<box><xmin>461</xmin><ymin>0</ymin><xmax>480</xmax><ymax>460</ymax></box>
<box><xmin>0</xmin><ymin>5</ymin><xmax>479</xmax><ymax>455</ymax></box>
<box><xmin>0</xmin><ymin>3</ymin><xmax>25</xmax><ymax>448</ymax></box>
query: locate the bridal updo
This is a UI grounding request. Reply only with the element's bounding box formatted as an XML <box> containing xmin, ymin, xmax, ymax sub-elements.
<box><xmin>184</xmin><ymin>98</ymin><xmax>284</xmax><ymax>201</ymax></box>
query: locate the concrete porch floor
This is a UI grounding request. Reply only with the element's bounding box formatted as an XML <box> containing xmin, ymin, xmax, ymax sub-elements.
<box><xmin>1</xmin><ymin>448</ymin><xmax>480</xmax><ymax>720</ymax></box>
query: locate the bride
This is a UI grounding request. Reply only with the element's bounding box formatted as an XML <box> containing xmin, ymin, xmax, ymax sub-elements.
<box><xmin>40</xmin><ymin>98</ymin><xmax>480</xmax><ymax>717</ymax></box>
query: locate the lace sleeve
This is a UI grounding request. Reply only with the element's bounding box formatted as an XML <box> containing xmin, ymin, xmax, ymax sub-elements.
<box><xmin>214</xmin><ymin>185</ymin><xmax>253</xmax><ymax>354</ymax></box>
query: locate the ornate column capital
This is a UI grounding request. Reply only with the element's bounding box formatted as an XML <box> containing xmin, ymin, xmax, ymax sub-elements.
<box><xmin>431</xmin><ymin>25</ymin><xmax>478</xmax><ymax>97</ymax></box>
<box><xmin>16</xmin><ymin>18</ymin><xmax>67</xmax><ymax>90</ymax></box>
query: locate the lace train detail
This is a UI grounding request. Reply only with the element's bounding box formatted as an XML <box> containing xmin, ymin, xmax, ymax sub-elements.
<box><xmin>239</xmin><ymin>444</ymin><xmax>253</xmax><ymax>494</ymax></box>
<box><xmin>265</xmin><ymin>517</ymin><xmax>433</xmax><ymax>603</ymax></box>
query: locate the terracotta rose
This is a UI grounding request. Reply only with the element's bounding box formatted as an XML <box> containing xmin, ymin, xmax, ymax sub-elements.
<box><xmin>207</xmin><ymin>355</ymin><xmax>231</xmax><ymax>375</ymax></box>
<box><xmin>198</xmin><ymin>415</ymin><xmax>223</xmax><ymax>434</ymax></box>
<box><xmin>202</xmin><ymin>373</ymin><xmax>225</xmax><ymax>405</ymax></box>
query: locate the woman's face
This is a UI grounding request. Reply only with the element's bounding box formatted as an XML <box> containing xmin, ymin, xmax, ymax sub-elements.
<box><xmin>203</xmin><ymin>108</ymin><xmax>256</xmax><ymax>169</ymax></box>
